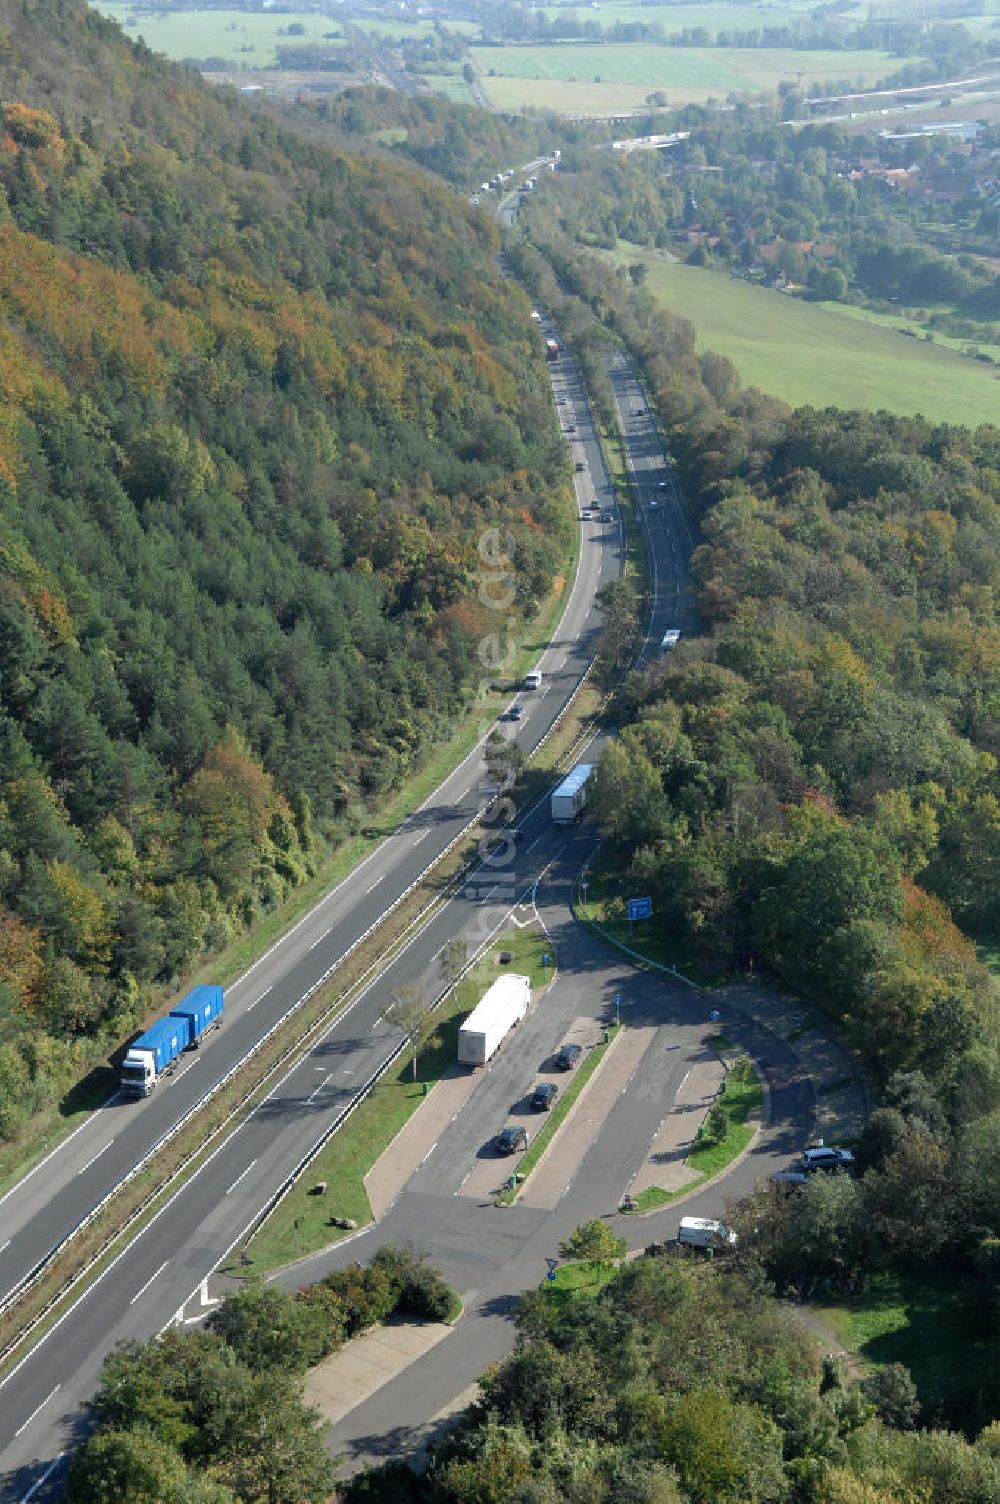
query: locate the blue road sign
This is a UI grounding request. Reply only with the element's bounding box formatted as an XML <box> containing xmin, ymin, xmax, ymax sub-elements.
<box><xmin>627</xmin><ymin>896</ymin><xmax>652</xmax><ymax>921</ymax></box>
<box><xmin>547</xmin><ymin>1270</ymin><xmax>557</xmax><ymax>1281</ymax></box>
<box><xmin>542</xmin><ymin>953</ymin><xmax>552</xmax><ymax>968</ymax></box>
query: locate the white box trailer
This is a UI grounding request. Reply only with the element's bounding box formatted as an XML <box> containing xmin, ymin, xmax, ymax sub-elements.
<box><xmin>678</xmin><ymin>1216</ymin><xmax>737</xmax><ymax>1249</ymax></box>
<box><xmin>551</xmin><ymin>763</ymin><xmax>593</xmax><ymax>825</ymax></box>
<box><xmin>458</xmin><ymin>974</ymin><xmax>531</xmax><ymax>1066</ymax></box>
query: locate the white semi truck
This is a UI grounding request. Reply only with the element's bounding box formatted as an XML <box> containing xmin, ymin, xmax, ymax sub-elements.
<box><xmin>551</xmin><ymin>763</ymin><xmax>593</xmax><ymax>825</ymax></box>
<box><xmin>458</xmin><ymin>974</ymin><xmax>531</xmax><ymax>1066</ymax></box>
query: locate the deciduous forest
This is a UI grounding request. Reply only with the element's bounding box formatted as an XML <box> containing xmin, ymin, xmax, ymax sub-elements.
<box><xmin>0</xmin><ymin>0</ymin><xmax>573</xmax><ymax>1141</ymax></box>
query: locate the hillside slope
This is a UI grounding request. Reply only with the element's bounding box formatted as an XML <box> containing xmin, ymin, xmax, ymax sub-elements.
<box><xmin>0</xmin><ymin>0</ymin><xmax>570</xmax><ymax>1139</ymax></box>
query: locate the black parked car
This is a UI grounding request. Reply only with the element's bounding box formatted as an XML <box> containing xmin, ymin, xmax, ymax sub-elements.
<box><xmin>555</xmin><ymin>1042</ymin><xmax>582</xmax><ymax>1071</ymax></box>
<box><xmin>494</xmin><ymin>1125</ymin><xmax>529</xmax><ymax>1155</ymax></box>
<box><xmin>530</xmin><ymin>1082</ymin><xmax>558</xmax><ymax>1111</ymax></box>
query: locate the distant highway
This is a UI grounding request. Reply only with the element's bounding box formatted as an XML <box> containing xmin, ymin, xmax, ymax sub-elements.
<box><xmin>0</xmin><ymin>334</ymin><xmax>624</xmax><ymax>1503</ymax></box>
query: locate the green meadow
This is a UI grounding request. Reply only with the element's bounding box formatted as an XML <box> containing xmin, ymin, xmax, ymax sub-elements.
<box><xmin>615</xmin><ymin>255</ymin><xmax>1000</xmax><ymax>427</ymax></box>
<box><xmin>473</xmin><ymin>43</ymin><xmax>919</xmax><ymax>109</ymax></box>
<box><xmin>90</xmin><ymin>5</ymin><xmax>344</xmax><ymax>66</ymax></box>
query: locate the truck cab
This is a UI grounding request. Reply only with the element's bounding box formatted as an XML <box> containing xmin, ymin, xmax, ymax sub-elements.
<box><xmin>120</xmin><ymin>1048</ymin><xmax>157</xmax><ymax>1098</ymax></box>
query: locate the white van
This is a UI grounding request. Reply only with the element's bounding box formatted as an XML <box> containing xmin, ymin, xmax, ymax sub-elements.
<box><xmin>524</xmin><ymin>670</ymin><xmax>543</xmax><ymax>690</ymax></box>
<box><xmin>661</xmin><ymin>629</ymin><xmax>681</xmax><ymax>653</ymax></box>
<box><xmin>678</xmin><ymin>1216</ymin><xmax>736</xmax><ymax>1250</ymax></box>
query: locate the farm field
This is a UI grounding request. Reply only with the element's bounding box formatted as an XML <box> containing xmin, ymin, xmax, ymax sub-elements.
<box><xmin>536</xmin><ymin>1</ymin><xmax>828</xmax><ymax>35</ymax></box>
<box><xmin>91</xmin><ymin>4</ymin><xmax>345</xmax><ymax>66</ymax></box>
<box><xmin>612</xmin><ymin>252</ymin><xmax>1000</xmax><ymax>426</ymax></box>
<box><xmin>473</xmin><ymin>43</ymin><xmax>921</xmax><ymax>109</ymax></box>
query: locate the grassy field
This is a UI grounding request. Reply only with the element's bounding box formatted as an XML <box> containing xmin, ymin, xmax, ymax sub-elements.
<box><xmin>544</xmin><ymin>1257</ymin><xmax>618</xmax><ymax>1315</ymax></box>
<box><xmin>819</xmin><ymin>299</ymin><xmax>1000</xmax><ymax>358</ymax></box>
<box><xmin>235</xmin><ymin>926</ymin><xmax>556</xmax><ymax>1273</ymax></box>
<box><xmin>473</xmin><ymin>43</ymin><xmax>918</xmax><ymax>109</ymax></box>
<box><xmin>91</xmin><ymin>5</ymin><xmax>345</xmax><ymax>65</ymax></box>
<box><xmin>536</xmin><ymin>1</ymin><xmax>821</xmax><ymax>33</ymax></box>
<box><xmin>612</xmin><ymin>254</ymin><xmax>1000</xmax><ymax>426</ymax></box>
<box><xmin>814</xmin><ymin>1269</ymin><xmax>987</xmax><ymax>1417</ymax></box>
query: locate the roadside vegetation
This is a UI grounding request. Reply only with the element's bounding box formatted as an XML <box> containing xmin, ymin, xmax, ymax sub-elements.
<box><xmin>239</xmin><ymin>926</ymin><xmax>555</xmax><ymax>1270</ymax></box>
<box><xmin>64</xmin><ymin>1245</ymin><xmax>459</xmax><ymax>1504</ymax></box>
<box><xmin>627</xmin><ymin>1053</ymin><xmax>762</xmax><ymax>1211</ymax></box>
<box><xmin>0</xmin><ymin>0</ymin><xmax>583</xmax><ymax>1167</ymax></box>
<box><xmin>341</xmin><ymin>1249</ymin><xmax>1000</xmax><ymax>1504</ymax></box>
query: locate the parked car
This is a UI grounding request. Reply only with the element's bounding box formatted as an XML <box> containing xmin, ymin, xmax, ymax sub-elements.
<box><xmin>770</xmin><ymin>1169</ymin><xmax>808</xmax><ymax>1189</ymax></box>
<box><xmin>530</xmin><ymin>1081</ymin><xmax>558</xmax><ymax>1111</ymax></box>
<box><xmin>800</xmin><ymin>1146</ymin><xmax>854</xmax><ymax>1173</ymax></box>
<box><xmin>507</xmin><ymin>703</ymin><xmax>523</xmax><ymax>721</ymax></box>
<box><xmin>494</xmin><ymin>1125</ymin><xmax>528</xmax><ymax>1155</ymax></box>
<box><xmin>555</xmin><ymin>1042</ymin><xmax>582</xmax><ymax>1071</ymax></box>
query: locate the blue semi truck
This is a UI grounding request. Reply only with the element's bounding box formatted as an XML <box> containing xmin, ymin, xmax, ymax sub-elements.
<box><xmin>120</xmin><ymin>984</ymin><xmax>224</xmax><ymax>1098</ymax></box>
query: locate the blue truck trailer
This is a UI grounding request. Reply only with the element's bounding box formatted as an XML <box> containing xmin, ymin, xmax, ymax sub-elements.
<box><xmin>170</xmin><ymin>984</ymin><xmax>224</xmax><ymax>1046</ymax></box>
<box><xmin>121</xmin><ymin>984</ymin><xmax>224</xmax><ymax>1098</ymax></box>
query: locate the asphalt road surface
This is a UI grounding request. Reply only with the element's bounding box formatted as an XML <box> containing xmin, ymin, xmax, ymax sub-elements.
<box><xmin>0</xmin><ymin>336</ymin><xmax>610</xmax><ymax>1318</ymax></box>
<box><xmin>279</xmin><ymin>817</ymin><xmax>813</xmax><ymax>1477</ymax></box>
<box><xmin>0</xmin><ymin>334</ymin><xmax>638</xmax><ymax>1502</ymax></box>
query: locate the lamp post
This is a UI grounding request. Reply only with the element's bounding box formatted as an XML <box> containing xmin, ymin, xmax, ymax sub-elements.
<box><xmin>614</xmin><ymin>993</ymin><xmax>621</xmax><ymax>1027</ymax></box>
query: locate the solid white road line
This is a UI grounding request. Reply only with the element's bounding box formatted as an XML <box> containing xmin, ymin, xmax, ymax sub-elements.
<box><xmin>525</xmin><ymin>835</ymin><xmax>543</xmax><ymax>855</ymax></box>
<box><xmin>246</xmin><ymin>986</ymin><xmax>272</xmax><ymax>1012</ymax></box>
<box><xmin>129</xmin><ymin>1261</ymin><xmax>169</xmax><ymax>1306</ymax></box>
<box><xmin>77</xmin><ymin>1140</ymin><xmax>114</xmax><ymax>1176</ymax></box>
<box><xmin>224</xmin><ymin>1160</ymin><xmax>258</xmax><ymax>1197</ymax></box>
<box><xmin>14</xmin><ymin>1386</ymin><xmax>60</xmax><ymax>1439</ymax></box>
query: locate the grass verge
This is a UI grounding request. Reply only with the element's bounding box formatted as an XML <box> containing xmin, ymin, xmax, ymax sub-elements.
<box><xmin>812</xmin><ymin>1269</ymin><xmax>986</xmax><ymax>1419</ymax></box>
<box><xmin>544</xmin><ymin>1258</ymin><xmax>617</xmax><ymax>1315</ymax></box>
<box><xmin>233</xmin><ymin>926</ymin><xmax>557</xmax><ymax>1273</ymax></box>
<box><xmin>624</xmin><ymin>1065</ymin><xmax>762</xmax><ymax>1211</ymax></box>
<box><xmin>576</xmin><ymin>850</ymin><xmax>717</xmax><ymax>986</ymax></box>
<box><xmin>495</xmin><ymin>1025</ymin><xmax>620</xmax><ymax>1205</ymax></box>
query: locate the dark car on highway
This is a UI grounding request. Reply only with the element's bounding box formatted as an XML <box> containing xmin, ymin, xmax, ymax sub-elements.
<box><xmin>530</xmin><ymin>1082</ymin><xmax>558</xmax><ymax>1111</ymax></box>
<box><xmin>555</xmin><ymin>1042</ymin><xmax>582</xmax><ymax>1071</ymax></box>
<box><xmin>494</xmin><ymin>1125</ymin><xmax>529</xmax><ymax>1155</ymax></box>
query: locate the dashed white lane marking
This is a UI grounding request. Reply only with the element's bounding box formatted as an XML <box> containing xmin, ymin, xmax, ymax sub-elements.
<box><xmin>365</xmin><ymin>875</ymin><xmax>384</xmax><ymax>894</ymax></box>
<box><xmin>78</xmin><ymin>1139</ymin><xmax>114</xmax><ymax>1176</ymax></box>
<box><xmin>129</xmin><ymin>1262</ymin><xmax>169</xmax><ymax>1306</ymax></box>
<box><xmin>14</xmin><ymin>1386</ymin><xmax>60</xmax><ymax>1439</ymax></box>
<box><xmin>308</xmin><ymin>927</ymin><xmax>332</xmax><ymax>951</ymax></box>
<box><xmin>0</xmin><ymin>1239</ymin><xmax>11</xmax><ymax>1255</ymax></box>
<box><xmin>420</xmin><ymin>1142</ymin><xmax>438</xmax><ymax>1165</ymax></box>
<box><xmin>247</xmin><ymin>986</ymin><xmax>272</xmax><ymax>1011</ymax></box>
<box><xmin>412</xmin><ymin>829</ymin><xmax>430</xmax><ymax>845</ymax></box>
<box><xmin>225</xmin><ymin>1160</ymin><xmax>258</xmax><ymax>1197</ymax></box>
<box><xmin>307</xmin><ymin>1074</ymin><xmax>332</xmax><ymax>1104</ymax></box>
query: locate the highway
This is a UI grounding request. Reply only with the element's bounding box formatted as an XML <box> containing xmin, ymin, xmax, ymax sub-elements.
<box><xmin>0</xmin><ymin>335</ymin><xmax>627</xmax><ymax>1503</ymax></box>
<box><xmin>0</xmin><ymin>333</ymin><xmax>610</xmax><ymax>1323</ymax></box>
